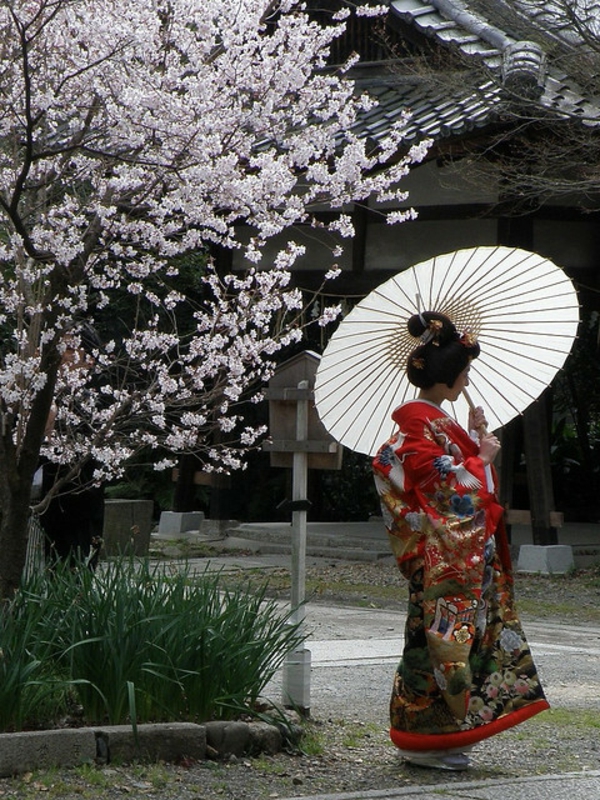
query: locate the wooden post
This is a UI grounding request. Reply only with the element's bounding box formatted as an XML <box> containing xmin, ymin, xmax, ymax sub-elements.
<box><xmin>523</xmin><ymin>395</ymin><xmax>558</xmax><ymax>545</ymax></box>
<box><xmin>264</xmin><ymin>352</ymin><xmax>342</xmax><ymax>715</ymax></box>
<box><xmin>291</xmin><ymin>380</ymin><xmax>308</xmax><ymax>613</ymax></box>
<box><xmin>281</xmin><ymin>380</ymin><xmax>311</xmax><ymax>714</ymax></box>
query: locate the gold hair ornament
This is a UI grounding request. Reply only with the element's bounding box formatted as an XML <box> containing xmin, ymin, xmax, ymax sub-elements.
<box><xmin>459</xmin><ymin>331</ymin><xmax>478</xmax><ymax>347</ymax></box>
<box><xmin>420</xmin><ymin>319</ymin><xmax>443</xmax><ymax>346</ymax></box>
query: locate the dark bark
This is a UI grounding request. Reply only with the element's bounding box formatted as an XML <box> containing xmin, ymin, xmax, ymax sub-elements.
<box><xmin>566</xmin><ymin>371</ymin><xmax>600</xmax><ymax>506</ymax></box>
<box><xmin>0</xmin><ymin>477</ymin><xmax>32</xmax><ymax>599</ymax></box>
<box><xmin>497</xmin><ymin>416</ymin><xmax>520</xmax><ymax>543</ymax></box>
<box><xmin>0</xmin><ymin>346</ymin><xmax>60</xmax><ymax>598</ymax></box>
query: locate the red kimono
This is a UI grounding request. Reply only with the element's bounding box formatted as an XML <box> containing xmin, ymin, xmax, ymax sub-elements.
<box><xmin>372</xmin><ymin>400</ymin><xmax>549</xmax><ymax>753</ymax></box>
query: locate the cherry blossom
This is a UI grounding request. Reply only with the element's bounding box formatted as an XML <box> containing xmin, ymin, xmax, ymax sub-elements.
<box><xmin>0</xmin><ymin>0</ymin><xmax>428</xmax><ymax>596</ymax></box>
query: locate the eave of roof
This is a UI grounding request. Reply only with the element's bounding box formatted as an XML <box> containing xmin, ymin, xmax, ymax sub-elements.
<box><xmin>381</xmin><ymin>0</ymin><xmax>600</xmax><ymax>143</ymax></box>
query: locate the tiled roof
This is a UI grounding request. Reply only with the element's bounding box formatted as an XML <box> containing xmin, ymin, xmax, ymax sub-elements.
<box><xmin>354</xmin><ymin>0</ymin><xmax>600</xmax><ymax>147</ymax></box>
<box><xmin>355</xmin><ymin>74</ymin><xmax>502</xmax><ymax>145</ymax></box>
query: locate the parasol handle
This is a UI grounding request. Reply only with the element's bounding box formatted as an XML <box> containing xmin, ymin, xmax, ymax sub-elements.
<box><xmin>463</xmin><ymin>388</ymin><xmax>488</xmax><ymax>435</ymax></box>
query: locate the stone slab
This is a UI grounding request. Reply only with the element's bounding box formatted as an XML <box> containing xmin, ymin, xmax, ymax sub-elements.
<box><xmin>103</xmin><ymin>499</ymin><xmax>154</xmax><ymax>556</ymax></box>
<box><xmin>204</xmin><ymin>721</ymin><xmax>250</xmax><ymax>758</ymax></box>
<box><xmin>283</xmin><ymin>771</ymin><xmax>600</xmax><ymax>800</ymax></box>
<box><xmin>517</xmin><ymin>544</ymin><xmax>575</xmax><ymax>574</ymax></box>
<box><xmin>96</xmin><ymin>722</ymin><xmax>206</xmax><ymax>763</ymax></box>
<box><xmin>158</xmin><ymin>511</ymin><xmax>205</xmax><ymax>535</ymax></box>
<box><xmin>0</xmin><ymin>720</ymin><xmax>285</xmax><ymax>776</ymax></box>
<box><xmin>0</xmin><ymin>728</ymin><xmax>96</xmax><ymax>777</ymax></box>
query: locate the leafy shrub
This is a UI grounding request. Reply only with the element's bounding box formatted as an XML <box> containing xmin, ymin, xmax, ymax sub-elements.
<box><xmin>0</xmin><ymin>558</ymin><xmax>304</xmax><ymax>730</ymax></box>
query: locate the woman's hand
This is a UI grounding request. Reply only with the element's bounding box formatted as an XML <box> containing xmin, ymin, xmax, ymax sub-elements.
<box><xmin>468</xmin><ymin>405</ymin><xmax>499</xmax><ymax>462</ymax></box>
<box><xmin>479</xmin><ymin>432</ymin><xmax>501</xmax><ymax>465</ymax></box>
<box><xmin>468</xmin><ymin>405</ymin><xmax>488</xmax><ymax>433</ymax></box>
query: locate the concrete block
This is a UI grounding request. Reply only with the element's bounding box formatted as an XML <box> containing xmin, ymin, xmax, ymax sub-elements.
<box><xmin>517</xmin><ymin>544</ymin><xmax>575</xmax><ymax>574</ymax></box>
<box><xmin>103</xmin><ymin>499</ymin><xmax>154</xmax><ymax>556</ymax></box>
<box><xmin>96</xmin><ymin>722</ymin><xmax>206</xmax><ymax>764</ymax></box>
<box><xmin>158</xmin><ymin>511</ymin><xmax>204</xmax><ymax>535</ymax></box>
<box><xmin>0</xmin><ymin>728</ymin><xmax>96</xmax><ymax>777</ymax></box>
<box><xmin>205</xmin><ymin>721</ymin><xmax>250</xmax><ymax>758</ymax></box>
<box><xmin>247</xmin><ymin>721</ymin><xmax>283</xmax><ymax>756</ymax></box>
<box><xmin>282</xmin><ymin>647</ymin><xmax>311</xmax><ymax>715</ymax></box>
<box><xmin>0</xmin><ymin>720</ymin><xmax>284</xmax><ymax>776</ymax></box>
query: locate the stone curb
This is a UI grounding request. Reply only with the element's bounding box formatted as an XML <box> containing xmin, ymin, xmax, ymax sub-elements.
<box><xmin>0</xmin><ymin>720</ymin><xmax>286</xmax><ymax>778</ymax></box>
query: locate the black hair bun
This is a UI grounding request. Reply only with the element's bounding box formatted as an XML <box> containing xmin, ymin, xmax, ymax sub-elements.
<box><xmin>407</xmin><ymin>312</ymin><xmax>457</xmax><ymax>345</ymax></box>
<box><xmin>405</xmin><ymin>311</ymin><xmax>480</xmax><ymax>389</ymax></box>
<box><xmin>407</xmin><ymin>313</ymin><xmax>428</xmax><ymax>338</ymax></box>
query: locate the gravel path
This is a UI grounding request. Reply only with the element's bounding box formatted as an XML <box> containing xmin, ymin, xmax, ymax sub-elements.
<box><xmin>1</xmin><ymin>559</ymin><xmax>599</xmax><ymax>799</ymax></box>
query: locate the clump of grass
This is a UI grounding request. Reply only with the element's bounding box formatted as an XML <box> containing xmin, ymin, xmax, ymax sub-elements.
<box><xmin>0</xmin><ymin>558</ymin><xmax>305</xmax><ymax>731</ymax></box>
<box><xmin>298</xmin><ymin>722</ymin><xmax>326</xmax><ymax>756</ymax></box>
<box><xmin>252</xmin><ymin>756</ymin><xmax>290</xmax><ymax>776</ymax></box>
<box><xmin>339</xmin><ymin>720</ymin><xmax>380</xmax><ymax>749</ymax></box>
<box><xmin>538</xmin><ymin>707</ymin><xmax>600</xmax><ymax>730</ymax></box>
<box><xmin>0</xmin><ymin>582</ymin><xmax>71</xmax><ymax>731</ymax></box>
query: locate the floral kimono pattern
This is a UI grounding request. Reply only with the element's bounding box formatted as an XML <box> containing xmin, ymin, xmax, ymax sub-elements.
<box><xmin>372</xmin><ymin>400</ymin><xmax>549</xmax><ymax>752</ymax></box>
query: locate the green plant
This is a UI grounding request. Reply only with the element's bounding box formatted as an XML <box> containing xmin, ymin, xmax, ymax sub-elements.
<box><xmin>339</xmin><ymin>720</ymin><xmax>380</xmax><ymax>749</ymax></box>
<box><xmin>298</xmin><ymin>722</ymin><xmax>326</xmax><ymax>756</ymax></box>
<box><xmin>0</xmin><ymin>581</ymin><xmax>70</xmax><ymax>731</ymax></box>
<box><xmin>10</xmin><ymin>557</ymin><xmax>306</xmax><ymax>729</ymax></box>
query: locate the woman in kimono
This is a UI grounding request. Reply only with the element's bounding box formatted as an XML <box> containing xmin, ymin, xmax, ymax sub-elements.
<box><xmin>372</xmin><ymin>311</ymin><xmax>549</xmax><ymax>770</ymax></box>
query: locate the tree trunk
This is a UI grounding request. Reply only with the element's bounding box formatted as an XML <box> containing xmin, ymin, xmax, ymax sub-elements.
<box><xmin>0</xmin><ymin>486</ymin><xmax>33</xmax><ymax>599</ymax></box>
<box><xmin>566</xmin><ymin>372</ymin><xmax>600</xmax><ymax>507</ymax></box>
<box><xmin>0</xmin><ymin>398</ymin><xmax>54</xmax><ymax>600</ymax></box>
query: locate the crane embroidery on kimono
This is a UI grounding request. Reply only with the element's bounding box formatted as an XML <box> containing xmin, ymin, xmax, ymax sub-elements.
<box><xmin>434</xmin><ymin>454</ymin><xmax>482</xmax><ymax>490</ymax></box>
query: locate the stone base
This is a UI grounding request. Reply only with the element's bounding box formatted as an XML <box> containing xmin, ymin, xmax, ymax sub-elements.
<box><xmin>282</xmin><ymin>648</ymin><xmax>311</xmax><ymax>715</ymax></box>
<box><xmin>517</xmin><ymin>544</ymin><xmax>575</xmax><ymax>575</ymax></box>
<box><xmin>96</xmin><ymin>722</ymin><xmax>205</xmax><ymax>764</ymax></box>
<box><xmin>158</xmin><ymin>511</ymin><xmax>205</xmax><ymax>535</ymax></box>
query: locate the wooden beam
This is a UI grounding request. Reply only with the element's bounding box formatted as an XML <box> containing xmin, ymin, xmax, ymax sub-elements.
<box><xmin>505</xmin><ymin>509</ymin><xmax>564</xmax><ymax>527</ymax></box>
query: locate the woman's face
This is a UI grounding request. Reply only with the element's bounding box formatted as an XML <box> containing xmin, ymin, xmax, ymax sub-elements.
<box><xmin>447</xmin><ymin>364</ymin><xmax>471</xmax><ymax>402</ymax></box>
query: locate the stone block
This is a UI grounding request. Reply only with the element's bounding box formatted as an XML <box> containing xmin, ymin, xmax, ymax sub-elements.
<box><xmin>282</xmin><ymin>647</ymin><xmax>311</xmax><ymax>714</ymax></box>
<box><xmin>517</xmin><ymin>544</ymin><xmax>575</xmax><ymax>574</ymax></box>
<box><xmin>157</xmin><ymin>511</ymin><xmax>204</xmax><ymax>535</ymax></box>
<box><xmin>102</xmin><ymin>499</ymin><xmax>154</xmax><ymax>556</ymax></box>
<box><xmin>247</xmin><ymin>721</ymin><xmax>283</xmax><ymax>756</ymax></box>
<box><xmin>0</xmin><ymin>728</ymin><xmax>96</xmax><ymax>777</ymax></box>
<box><xmin>205</xmin><ymin>721</ymin><xmax>250</xmax><ymax>758</ymax></box>
<box><xmin>96</xmin><ymin>722</ymin><xmax>206</xmax><ymax>764</ymax></box>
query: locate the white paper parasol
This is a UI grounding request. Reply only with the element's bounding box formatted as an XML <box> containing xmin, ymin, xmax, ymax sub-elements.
<box><xmin>314</xmin><ymin>246</ymin><xmax>579</xmax><ymax>456</ymax></box>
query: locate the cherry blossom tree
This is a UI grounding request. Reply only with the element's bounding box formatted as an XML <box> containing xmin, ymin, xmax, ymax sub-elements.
<box><xmin>0</xmin><ymin>0</ymin><xmax>427</xmax><ymax>597</ymax></box>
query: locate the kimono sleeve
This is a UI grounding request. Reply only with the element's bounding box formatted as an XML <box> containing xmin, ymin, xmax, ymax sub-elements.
<box><xmin>392</xmin><ymin>412</ymin><xmax>503</xmax><ymax>537</ymax></box>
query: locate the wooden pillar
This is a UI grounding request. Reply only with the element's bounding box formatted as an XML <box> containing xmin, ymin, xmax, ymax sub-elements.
<box><xmin>498</xmin><ymin>210</ymin><xmax>558</xmax><ymax>544</ymax></box>
<box><xmin>173</xmin><ymin>454</ymin><xmax>197</xmax><ymax>512</ymax></box>
<box><xmin>522</xmin><ymin>392</ymin><xmax>558</xmax><ymax>545</ymax></box>
<box><xmin>498</xmin><ymin>416</ymin><xmax>519</xmax><ymax>543</ymax></box>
